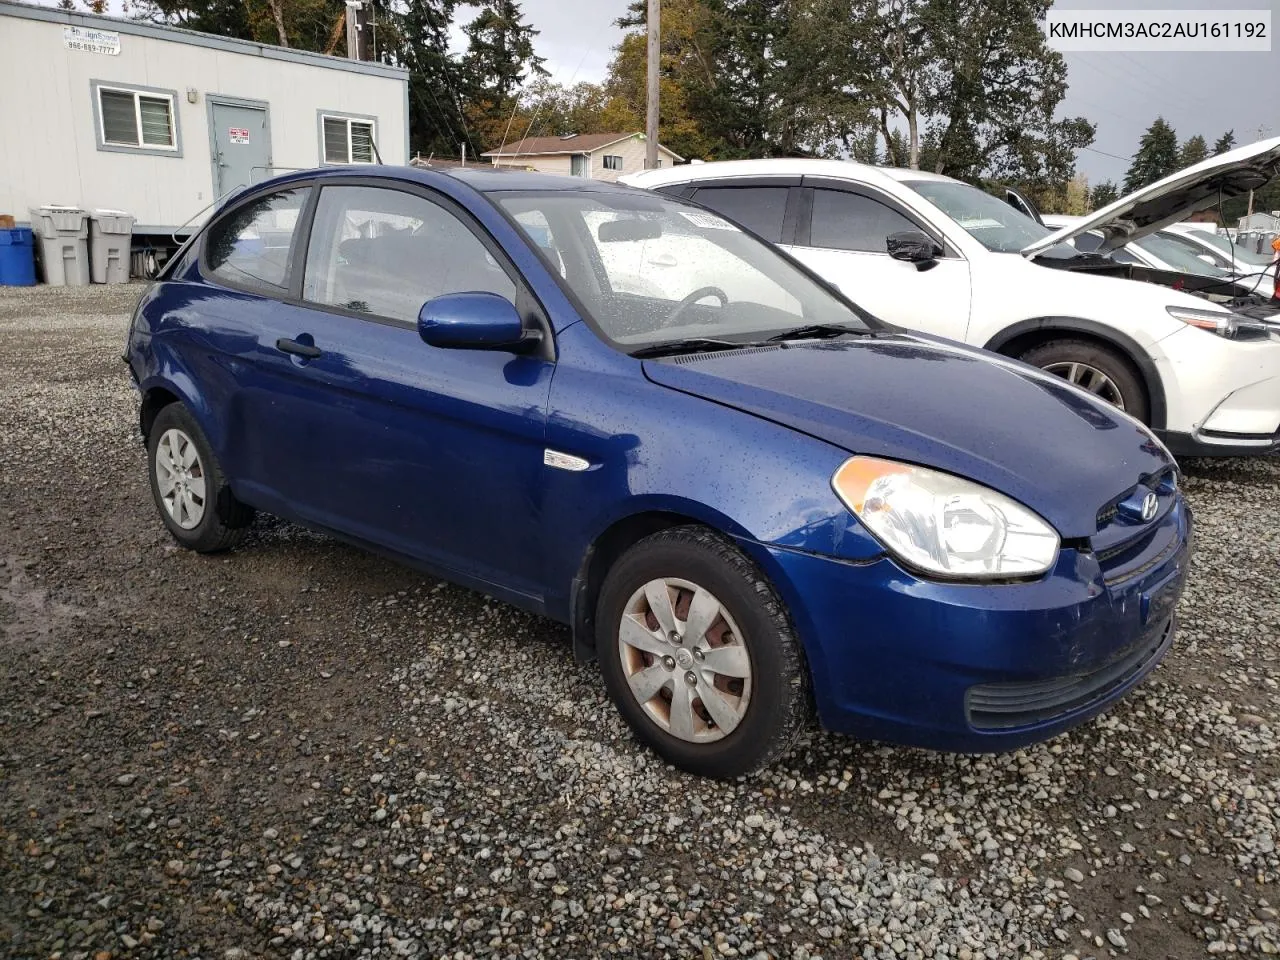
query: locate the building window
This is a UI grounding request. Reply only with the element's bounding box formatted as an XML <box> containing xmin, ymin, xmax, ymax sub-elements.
<box><xmin>320</xmin><ymin>114</ymin><xmax>376</xmax><ymax>164</ymax></box>
<box><xmin>91</xmin><ymin>81</ymin><xmax>181</xmax><ymax>156</ymax></box>
<box><xmin>602</xmin><ymin>155</ymin><xmax>623</xmax><ymax>171</ymax></box>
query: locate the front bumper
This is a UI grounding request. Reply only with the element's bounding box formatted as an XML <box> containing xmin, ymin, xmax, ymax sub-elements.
<box><xmin>1157</xmin><ymin>326</ymin><xmax>1280</xmax><ymax>454</ymax></box>
<box><xmin>1156</xmin><ymin>427</ymin><xmax>1280</xmax><ymax>458</ymax></box>
<box><xmin>747</xmin><ymin>498</ymin><xmax>1192</xmax><ymax>753</ymax></box>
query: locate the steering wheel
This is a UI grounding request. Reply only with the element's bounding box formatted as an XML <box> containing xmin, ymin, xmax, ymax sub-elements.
<box><xmin>665</xmin><ymin>286</ymin><xmax>729</xmax><ymax>326</ymax></box>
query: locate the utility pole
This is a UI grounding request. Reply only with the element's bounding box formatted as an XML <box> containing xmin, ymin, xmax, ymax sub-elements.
<box><xmin>645</xmin><ymin>0</ymin><xmax>660</xmax><ymax>170</ymax></box>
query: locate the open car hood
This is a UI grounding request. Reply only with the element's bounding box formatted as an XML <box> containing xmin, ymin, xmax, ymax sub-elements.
<box><xmin>1021</xmin><ymin>135</ymin><xmax>1280</xmax><ymax>257</ymax></box>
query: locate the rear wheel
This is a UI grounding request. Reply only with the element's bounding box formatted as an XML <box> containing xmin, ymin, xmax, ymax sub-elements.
<box><xmin>596</xmin><ymin>526</ymin><xmax>810</xmax><ymax>778</ymax></box>
<box><xmin>147</xmin><ymin>403</ymin><xmax>253</xmax><ymax>553</ymax></box>
<box><xmin>1018</xmin><ymin>338</ymin><xmax>1149</xmax><ymax>423</ymax></box>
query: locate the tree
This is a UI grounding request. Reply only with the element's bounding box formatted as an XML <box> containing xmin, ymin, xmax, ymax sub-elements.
<box><xmin>1062</xmin><ymin>174</ymin><xmax>1090</xmax><ymax>215</ymax></box>
<box><xmin>1178</xmin><ymin>134</ymin><xmax>1208</xmax><ymax>170</ymax></box>
<box><xmin>1089</xmin><ymin>180</ymin><xmax>1119</xmax><ymax>210</ymax></box>
<box><xmin>847</xmin><ymin>128</ymin><xmax>880</xmax><ymax>164</ymax></box>
<box><xmin>377</xmin><ymin>0</ymin><xmax>476</xmax><ymax>158</ymax></box>
<box><xmin>609</xmin><ymin>0</ymin><xmax>736</xmax><ymax>159</ymax></box>
<box><xmin>507</xmin><ymin>79</ymin><xmax>639</xmax><ymax>142</ymax></box>
<box><xmin>1122</xmin><ymin>117</ymin><xmax>1179</xmax><ymax>193</ymax></box>
<box><xmin>1213</xmin><ymin>130</ymin><xmax>1237</xmax><ymax>155</ymax></box>
<box><xmin>129</xmin><ymin>0</ymin><xmax>254</xmax><ymax>36</ymax></box>
<box><xmin>464</xmin><ymin>1</ymin><xmax>546</xmax><ymax>105</ymax></box>
<box><xmin>130</xmin><ymin>0</ymin><xmax>346</xmax><ymax>51</ymax></box>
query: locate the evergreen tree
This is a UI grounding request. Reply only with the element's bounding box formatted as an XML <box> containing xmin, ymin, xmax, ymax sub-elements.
<box><xmin>1213</xmin><ymin>130</ymin><xmax>1237</xmax><ymax>155</ymax></box>
<box><xmin>1123</xmin><ymin>118</ymin><xmax>1179</xmax><ymax>193</ymax></box>
<box><xmin>463</xmin><ymin>1</ymin><xmax>547</xmax><ymax>108</ymax></box>
<box><xmin>1178</xmin><ymin>134</ymin><xmax>1208</xmax><ymax>169</ymax></box>
<box><xmin>1089</xmin><ymin>180</ymin><xmax>1119</xmax><ymax>210</ymax></box>
<box><xmin>378</xmin><ymin>0</ymin><xmax>475</xmax><ymax>158</ymax></box>
<box><xmin>461</xmin><ymin>0</ymin><xmax>548</xmax><ymax>150</ymax></box>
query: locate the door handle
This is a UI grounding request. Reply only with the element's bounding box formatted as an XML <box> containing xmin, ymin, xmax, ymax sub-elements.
<box><xmin>276</xmin><ymin>337</ymin><xmax>321</xmax><ymax>359</ymax></box>
<box><xmin>647</xmin><ymin>253</ymin><xmax>678</xmax><ymax>267</ymax></box>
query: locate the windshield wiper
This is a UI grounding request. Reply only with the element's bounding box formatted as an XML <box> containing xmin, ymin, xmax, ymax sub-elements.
<box><xmin>630</xmin><ymin>337</ymin><xmax>759</xmax><ymax>359</ymax></box>
<box><xmin>765</xmin><ymin>323</ymin><xmax>861</xmax><ymax>342</ymax></box>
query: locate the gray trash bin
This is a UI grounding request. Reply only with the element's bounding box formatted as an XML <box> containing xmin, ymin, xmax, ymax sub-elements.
<box><xmin>89</xmin><ymin>209</ymin><xmax>135</xmax><ymax>284</ymax></box>
<box><xmin>28</xmin><ymin>205</ymin><xmax>89</xmax><ymax>286</ymax></box>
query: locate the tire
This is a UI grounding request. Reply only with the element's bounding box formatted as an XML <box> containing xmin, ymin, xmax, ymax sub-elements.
<box><xmin>147</xmin><ymin>403</ymin><xmax>253</xmax><ymax>553</ymax></box>
<box><xmin>1017</xmin><ymin>338</ymin><xmax>1150</xmax><ymax>423</ymax></box>
<box><xmin>596</xmin><ymin>526</ymin><xmax>810</xmax><ymax>778</ymax></box>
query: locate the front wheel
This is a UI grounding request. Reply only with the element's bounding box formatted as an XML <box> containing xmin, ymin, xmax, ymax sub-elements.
<box><xmin>1018</xmin><ymin>338</ymin><xmax>1150</xmax><ymax>423</ymax></box>
<box><xmin>596</xmin><ymin>526</ymin><xmax>810</xmax><ymax>778</ymax></box>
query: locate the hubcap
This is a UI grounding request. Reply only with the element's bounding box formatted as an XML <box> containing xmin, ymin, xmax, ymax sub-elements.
<box><xmin>155</xmin><ymin>428</ymin><xmax>207</xmax><ymax>530</ymax></box>
<box><xmin>617</xmin><ymin>577</ymin><xmax>753</xmax><ymax>744</ymax></box>
<box><xmin>1042</xmin><ymin>361</ymin><xmax>1126</xmax><ymax>411</ymax></box>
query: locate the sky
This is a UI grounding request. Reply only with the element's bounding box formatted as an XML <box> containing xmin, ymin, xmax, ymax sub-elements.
<box><xmin>33</xmin><ymin>0</ymin><xmax>1280</xmax><ymax>185</ymax></box>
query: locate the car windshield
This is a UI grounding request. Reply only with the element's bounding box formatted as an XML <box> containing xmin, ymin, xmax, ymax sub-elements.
<box><xmin>496</xmin><ymin>190</ymin><xmax>873</xmax><ymax>349</ymax></box>
<box><xmin>1182</xmin><ymin>229</ymin><xmax>1275</xmax><ymax>266</ymax></box>
<box><xmin>1136</xmin><ymin>233</ymin><xmax>1232</xmax><ymax>277</ymax></box>
<box><xmin>901</xmin><ymin>179</ymin><xmax>1068</xmax><ymax>255</ymax></box>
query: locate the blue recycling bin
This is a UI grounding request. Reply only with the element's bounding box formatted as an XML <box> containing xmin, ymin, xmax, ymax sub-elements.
<box><xmin>0</xmin><ymin>227</ymin><xmax>37</xmax><ymax>286</ymax></box>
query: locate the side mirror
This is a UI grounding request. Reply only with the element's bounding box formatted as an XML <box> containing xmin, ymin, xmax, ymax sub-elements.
<box><xmin>887</xmin><ymin>231</ymin><xmax>943</xmax><ymax>268</ymax></box>
<box><xmin>417</xmin><ymin>292</ymin><xmax>538</xmax><ymax>352</ymax></box>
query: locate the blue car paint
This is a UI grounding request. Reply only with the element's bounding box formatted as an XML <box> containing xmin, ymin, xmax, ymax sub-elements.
<box><xmin>418</xmin><ymin>292</ymin><xmax>526</xmax><ymax>348</ymax></box>
<box><xmin>127</xmin><ymin>165</ymin><xmax>1192</xmax><ymax>753</ymax></box>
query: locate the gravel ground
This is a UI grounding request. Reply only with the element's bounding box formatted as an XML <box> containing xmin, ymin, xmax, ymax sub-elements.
<box><xmin>2</xmin><ymin>283</ymin><xmax>1279</xmax><ymax>960</ymax></box>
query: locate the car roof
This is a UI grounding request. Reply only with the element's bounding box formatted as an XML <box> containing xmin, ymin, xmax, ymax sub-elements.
<box><xmin>623</xmin><ymin>157</ymin><xmax>962</xmax><ymax>190</ymax></box>
<box><xmin>251</xmin><ymin>163</ymin><xmax>641</xmax><ymax>196</ymax></box>
<box><xmin>443</xmin><ymin>166</ymin><xmax>639</xmax><ymax>193</ymax></box>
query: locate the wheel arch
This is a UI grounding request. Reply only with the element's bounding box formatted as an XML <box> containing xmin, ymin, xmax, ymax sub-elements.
<box><xmin>139</xmin><ymin>385</ymin><xmax>182</xmax><ymax>441</ymax></box>
<box><xmin>570</xmin><ymin>510</ymin><xmax>727</xmax><ymax>664</ymax></box>
<box><xmin>984</xmin><ymin>317</ymin><xmax>1167</xmax><ymax>430</ymax></box>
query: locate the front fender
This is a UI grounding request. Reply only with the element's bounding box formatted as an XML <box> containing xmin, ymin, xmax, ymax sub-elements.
<box><xmin>541</xmin><ymin>324</ymin><xmax>883</xmax><ymax>619</ymax></box>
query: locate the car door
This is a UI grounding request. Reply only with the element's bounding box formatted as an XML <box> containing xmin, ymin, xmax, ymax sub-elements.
<box><xmin>200</xmin><ymin>180</ymin><xmax>554</xmax><ymax>599</ymax></box>
<box><xmin>786</xmin><ymin>181</ymin><xmax>972</xmax><ymax>342</ymax></box>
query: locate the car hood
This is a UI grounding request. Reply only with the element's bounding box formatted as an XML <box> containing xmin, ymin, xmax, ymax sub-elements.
<box><xmin>1022</xmin><ymin>135</ymin><xmax>1280</xmax><ymax>257</ymax></box>
<box><xmin>643</xmin><ymin>334</ymin><xmax>1172</xmax><ymax>539</ymax></box>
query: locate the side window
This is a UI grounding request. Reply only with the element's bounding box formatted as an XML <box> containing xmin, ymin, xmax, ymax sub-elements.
<box><xmin>205</xmin><ymin>187</ymin><xmax>310</xmax><ymax>293</ymax></box>
<box><xmin>809</xmin><ymin>189</ymin><xmax>919</xmax><ymax>253</ymax></box>
<box><xmin>690</xmin><ymin>187</ymin><xmax>789</xmax><ymax>242</ymax></box>
<box><xmin>302</xmin><ymin>185</ymin><xmax>515</xmax><ymax>323</ymax></box>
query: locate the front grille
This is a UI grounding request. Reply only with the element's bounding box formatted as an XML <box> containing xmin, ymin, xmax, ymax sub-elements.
<box><xmin>966</xmin><ymin>618</ymin><xmax>1174</xmax><ymax>731</ymax></box>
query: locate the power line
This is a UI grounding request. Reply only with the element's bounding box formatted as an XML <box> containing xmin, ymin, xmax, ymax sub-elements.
<box><xmin>513</xmin><ymin>16</ymin><xmax>613</xmax><ymax>148</ymax></box>
<box><xmin>1080</xmin><ymin>144</ymin><xmax>1133</xmax><ymax>163</ymax></box>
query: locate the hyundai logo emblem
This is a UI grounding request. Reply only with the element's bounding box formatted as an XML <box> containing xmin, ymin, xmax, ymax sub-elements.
<box><xmin>1141</xmin><ymin>492</ymin><xmax>1158</xmax><ymax>522</ymax></box>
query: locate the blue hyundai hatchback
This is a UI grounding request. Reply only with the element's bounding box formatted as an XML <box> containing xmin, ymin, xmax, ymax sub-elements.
<box><xmin>126</xmin><ymin>166</ymin><xmax>1191</xmax><ymax>777</ymax></box>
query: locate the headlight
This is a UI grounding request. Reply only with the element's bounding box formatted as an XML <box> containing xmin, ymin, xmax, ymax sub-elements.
<box><xmin>1166</xmin><ymin>305</ymin><xmax>1273</xmax><ymax>341</ymax></box>
<box><xmin>832</xmin><ymin>457</ymin><xmax>1060</xmax><ymax>579</ymax></box>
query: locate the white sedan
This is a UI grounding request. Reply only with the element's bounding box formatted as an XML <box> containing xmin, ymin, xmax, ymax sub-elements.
<box><xmin>623</xmin><ymin>138</ymin><xmax>1280</xmax><ymax>457</ymax></box>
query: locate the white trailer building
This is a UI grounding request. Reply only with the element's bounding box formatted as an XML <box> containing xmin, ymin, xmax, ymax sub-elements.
<box><xmin>0</xmin><ymin>0</ymin><xmax>409</xmax><ymax>241</ymax></box>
